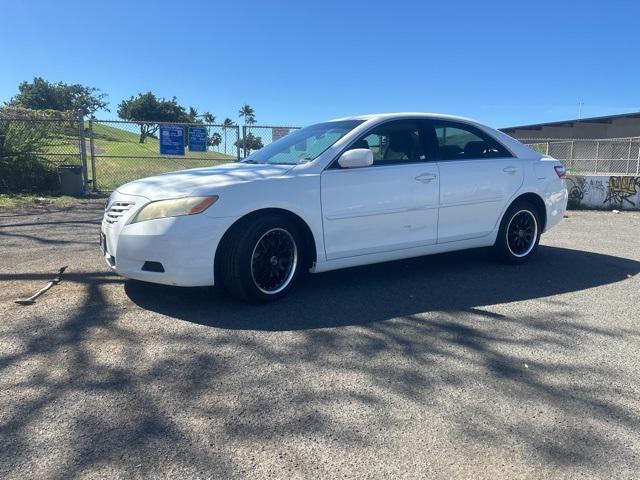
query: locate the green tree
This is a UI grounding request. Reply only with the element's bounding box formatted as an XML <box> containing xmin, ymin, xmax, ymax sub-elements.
<box><xmin>221</xmin><ymin>118</ymin><xmax>235</xmax><ymax>154</ymax></box>
<box><xmin>202</xmin><ymin>112</ymin><xmax>216</xmax><ymax>124</ymax></box>
<box><xmin>117</xmin><ymin>92</ymin><xmax>192</xmax><ymax>143</ymax></box>
<box><xmin>8</xmin><ymin>77</ymin><xmax>108</xmax><ymax>117</ymax></box>
<box><xmin>234</xmin><ymin>132</ymin><xmax>263</xmax><ymax>155</ymax></box>
<box><xmin>238</xmin><ymin>104</ymin><xmax>256</xmax><ymax>126</ymax></box>
<box><xmin>238</xmin><ymin>104</ymin><xmax>257</xmax><ymax>156</ymax></box>
<box><xmin>208</xmin><ymin>132</ymin><xmax>222</xmax><ymax>151</ymax></box>
<box><xmin>201</xmin><ymin>112</ymin><xmax>217</xmax><ymax>150</ymax></box>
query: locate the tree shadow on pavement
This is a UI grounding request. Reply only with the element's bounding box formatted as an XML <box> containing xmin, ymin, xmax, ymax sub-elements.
<box><xmin>0</xmin><ymin>270</ymin><xmax>235</xmax><ymax>479</ymax></box>
<box><xmin>123</xmin><ymin>246</ymin><xmax>640</xmax><ymax>475</ymax></box>
<box><xmin>2</xmin><ymin>243</ymin><xmax>640</xmax><ymax>478</ymax></box>
<box><xmin>125</xmin><ymin>245</ymin><xmax>640</xmax><ymax>331</ymax></box>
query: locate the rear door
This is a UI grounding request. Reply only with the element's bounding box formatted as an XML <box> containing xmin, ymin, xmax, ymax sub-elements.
<box><xmin>423</xmin><ymin>120</ymin><xmax>524</xmax><ymax>243</ymax></box>
<box><xmin>321</xmin><ymin>120</ymin><xmax>440</xmax><ymax>260</ymax></box>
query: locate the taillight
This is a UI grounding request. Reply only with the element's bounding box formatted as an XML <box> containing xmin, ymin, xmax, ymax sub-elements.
<box><xmin>554</xmin><ymin>165</ymin><xmax>567</xmax><ymax>179</ymax></box>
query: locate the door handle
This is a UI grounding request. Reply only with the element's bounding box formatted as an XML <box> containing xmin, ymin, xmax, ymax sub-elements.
<box><xmin>415</xmin><ymin>173</ymin><xmax>437</xmax><ymax>183</ymax></box>
<box><xmin>503</xmin><ymin>166</ymin><xmax>518</xmax><ymax>174</ymax></box>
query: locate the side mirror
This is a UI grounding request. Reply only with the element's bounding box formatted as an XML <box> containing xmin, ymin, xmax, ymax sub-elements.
<box><xmin>338</xmin><ymin>148</ymin><xmax>373</xmax><ymax>168</ymax></box>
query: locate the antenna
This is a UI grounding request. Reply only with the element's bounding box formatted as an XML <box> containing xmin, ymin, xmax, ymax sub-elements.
<box><xmin>578</xmin><ymin>99</ymin><xmax>584</xmax><ymax>119</ymax></box>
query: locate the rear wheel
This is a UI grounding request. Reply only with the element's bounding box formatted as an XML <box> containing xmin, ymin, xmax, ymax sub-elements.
<box><xmin>494</xmin><ymin>201</ymin><xmax>541</xmax><ymax>264</ymax></box>
<box><xmin>218</xmin><ymin>214</ymin><xmax>302</xmax><ymax>303</ymax></box>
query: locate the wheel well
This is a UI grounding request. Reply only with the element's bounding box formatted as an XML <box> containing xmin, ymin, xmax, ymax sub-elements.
<box><xmin>511</xmin><ymin>193</ymin><xmax>547</xmax><ymax>231</ymax></box>
<box><xmin>215</xmin><ymin>208</ymin><xmax>318</xmax><ymax>274</ymax></box>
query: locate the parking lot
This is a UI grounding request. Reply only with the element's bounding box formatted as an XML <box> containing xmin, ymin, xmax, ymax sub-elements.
<box><xmin>1</xmin><ymin>202</ymin><xmax>639</xmax><ymax>479</ymax></box>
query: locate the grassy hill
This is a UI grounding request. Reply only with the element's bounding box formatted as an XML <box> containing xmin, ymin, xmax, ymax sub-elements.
<box><xmin>88</xmin><ymin>123</ymin><xmax>237</xmax><ymax>191</ymax></box>
<box><xmin>6</xmin><ymin>119</ymin><xmax>237</xmax><ymax>192</ymax></box>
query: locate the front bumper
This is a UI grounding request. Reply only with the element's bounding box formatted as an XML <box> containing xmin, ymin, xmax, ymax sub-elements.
<box><xmin>101</xmin><ymin>192</ymin><xmax>237</xmax><ymax>286</ymax></box>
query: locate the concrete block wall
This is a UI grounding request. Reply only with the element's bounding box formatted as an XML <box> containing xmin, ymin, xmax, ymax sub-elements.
<box><xmin>566</xmin><ymin>174</ymin><xmax>640</xmax><ymax>210</ymax></box>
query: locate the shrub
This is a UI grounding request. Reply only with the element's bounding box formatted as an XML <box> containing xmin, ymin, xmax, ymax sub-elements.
<box><xmin>0</xmin><ymin>108</ymin><xmax>75</xmax><ymax>192</ymax></box>
<box><xmin>0</xmin><ymin>120</ymin><xmax>58</xmax><ymax>191</ymax></box>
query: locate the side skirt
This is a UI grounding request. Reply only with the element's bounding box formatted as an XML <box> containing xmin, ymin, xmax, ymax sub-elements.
<box><xmin>310</xmin><ymin>231</ymin><xmax>499</xmax><ymax>274</ymax></box>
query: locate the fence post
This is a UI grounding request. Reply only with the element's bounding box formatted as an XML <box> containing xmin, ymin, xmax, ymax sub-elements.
<box><xmin>77</xmin><ymin>111</ymin><xmax>88</xmax><ymax>192</ymax></box>
<box><xmin>627</xmin><ymin>138</ymin><xmax>632</xmax><ymax>175</ymax></box>
<box><xmin>236</xmin><ymin>126</ymin><xmax>241</xmax><ymax>161</ymax></box>
<box><xmin>242</xmin><ymin>125</ymin><xmax>247</xmax><ymax>158</ymax></box>
<box><xmin>594</xmin><ymin>141</ymin><xmax>599</xmax><ymax>174</ymax></box>
<box><xmin>89</xmin><ymin>119</ymin><xmax>97</xmax><ymax>191</ymax></box>
<box><xmin>569</xmin><ymin>141</ymin><xmax>574</xmax><ymax>171</ymax></box>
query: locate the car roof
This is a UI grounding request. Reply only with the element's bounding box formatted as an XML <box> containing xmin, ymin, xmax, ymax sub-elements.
<box><xmin>329</xmin><ymin>112</ymin><xmax>482</xmax><ymax>124</ymax></box>
<box><xmin>327</xmin><ymin>112</ymin><xmax>540</xmax><ymax>159</ymax></box>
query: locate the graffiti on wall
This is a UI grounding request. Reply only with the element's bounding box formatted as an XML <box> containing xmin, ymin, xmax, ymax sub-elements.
<box><xmin>604</xmin><ymin>176</ymin><xmax>640</xmax><ymax>207</ymax></box>
<box><xmin>567</xmin><ymin>176</ymin><xmax>606</xmax><ymax>206</ymax></box>
<box><xmin>567</xmin><ymin>175</ymin><xmax>640</xmax><ymax>210</ymax></box>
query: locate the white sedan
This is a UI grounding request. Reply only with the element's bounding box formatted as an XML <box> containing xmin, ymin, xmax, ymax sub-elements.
<box><xmin>101</xmin><ymin>113</ymin><xmax>568</xmax><ymax>302</ymax></box>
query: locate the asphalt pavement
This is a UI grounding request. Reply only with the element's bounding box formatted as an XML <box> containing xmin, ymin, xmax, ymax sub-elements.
<box><xmin>1</xmin><ymin>201</ymin><xmax>639</xmax><ymax>479</ymax></box>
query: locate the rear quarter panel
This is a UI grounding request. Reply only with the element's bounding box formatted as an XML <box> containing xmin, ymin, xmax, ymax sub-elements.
<box><xmin>519</xmin><ymin>158</ymin><xmax>568</xmax><ymax>232</ymax></box>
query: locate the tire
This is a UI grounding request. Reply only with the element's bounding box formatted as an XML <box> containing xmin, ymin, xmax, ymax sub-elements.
<box><xmin>493</xmin><ymin>200</ymin><xmax>542</xmax><ymax>264</ymax></box>
<box><xmin>218</xmin><ymin>213</ymin><xmax>303</xmax><ymax>303</ymax></box>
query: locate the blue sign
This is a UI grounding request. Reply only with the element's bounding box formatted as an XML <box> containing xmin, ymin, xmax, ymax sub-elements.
<box><xmin>188</xmin><ymin>127</ymin><xmax>208</xmax><ymax>152</ymax></box>
<box><xmin>159</xmin><ymin>125</ymin><xmax>185</xmax><ymax>155</ymax></box>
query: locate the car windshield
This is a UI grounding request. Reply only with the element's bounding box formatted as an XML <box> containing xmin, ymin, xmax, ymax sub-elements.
<box><xmin>241</xmin><ymin>120</ymin><xmax>364</xmax><ymax>165</ymax></box>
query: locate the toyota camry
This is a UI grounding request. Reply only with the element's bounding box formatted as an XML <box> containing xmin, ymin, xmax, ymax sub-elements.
<box><xmin>101</xmin><ymin>113</ymin><xmax>568</xmax><ymax>302</ymax></box>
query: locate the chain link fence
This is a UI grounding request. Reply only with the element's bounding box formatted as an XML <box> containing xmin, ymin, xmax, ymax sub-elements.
<box><xmin>521</xmin><ymin>138</ymin><xmax>640</xmax><ymax>175</ymax></box>
<box><xmin>89</xmin><ymin>120</ymin><xmax>241</xmax><ymax>191</ymax></box>
<box><xmin>1</xmin><ymin>116</ymin><xmax>303</xmax><ymax>192</ymax></box>
<box><xmin>239</xmin><ymin>125</ymin><xmax>301</xmax><ymax>158</ymax></box>
<box><xmin>11</xmin><ymin>116</ymin><xmax>639</xmax><ymax>193</ymax></box>
<box><xmin>0</xmin><ymin>112</ymin><xmax>85</xmax><ymax>192</ymax></box>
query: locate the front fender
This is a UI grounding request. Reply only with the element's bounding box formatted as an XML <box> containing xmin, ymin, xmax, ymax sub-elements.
<box><xmin>201</xmin><ymin>173</ymin><xmax>325</xmax><ymax>262</ymax></box>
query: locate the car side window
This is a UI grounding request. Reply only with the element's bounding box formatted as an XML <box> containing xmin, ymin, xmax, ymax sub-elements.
<box><xmin>433</xmin><ymin>122</ymin><xmax>511</xmax><ymax>160</ymax></box>
<box><xmin>347</xmin><ymin>121</ymin><xmax>427</xmax><ymax>166</ymax></box>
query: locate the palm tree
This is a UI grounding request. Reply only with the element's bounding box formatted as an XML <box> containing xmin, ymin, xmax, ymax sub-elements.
<box><xmin>238</xmin><ymin>104</ymin><xmax>255</xmax><ymax>126</ymax></box>
<box><xmin>202</xmin><ymin>112</ymin><xmax>216</xmax><ymax>124</ymax></box>
<box><xmin>201</xmin><ymin>112</ymin><xmax>216</xmax><ymax>151</ymax></box>
<box><xmin>238</xmin><ymin>104</ymin><xmax>256</xmax><ymax>157</ymax></box>
<box><xmin>188</xmin><ymin>106</ymin><xmax>198</xmax><ymax>122</ymax></box>
<box><xmin>222</xmin><ymin>118</ymin><xmax>235</xmax><ymax>155</ymax></box>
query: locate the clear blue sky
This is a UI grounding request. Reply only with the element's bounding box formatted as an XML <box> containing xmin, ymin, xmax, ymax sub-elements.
<box><xmin>1</xmin><ymin>0</ymin><xmax>639</xmax><ymax>128</ymax></box>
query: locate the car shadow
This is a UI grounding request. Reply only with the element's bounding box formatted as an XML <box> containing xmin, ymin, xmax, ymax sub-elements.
<box><xmin>124</xmin><ymin>245</ymin><xmax>640</xmax><ymax>331</ymax></box>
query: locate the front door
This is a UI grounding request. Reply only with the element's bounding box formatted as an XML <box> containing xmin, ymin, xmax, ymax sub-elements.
<box><xmin>321</xmin><ymin>120</ymin><xmax>440</xmax><ymax>260</ymax></box>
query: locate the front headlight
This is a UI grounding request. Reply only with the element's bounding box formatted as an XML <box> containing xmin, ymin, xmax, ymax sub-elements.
<box><xmin>130</xmin><ymin>196</ymin><xmax>218</xmax><ymax>224</ymax></box>
<box><xmin>105</xmin><ymin>192</ymin><xmax>114</xmax><ymax>211</ymax></box>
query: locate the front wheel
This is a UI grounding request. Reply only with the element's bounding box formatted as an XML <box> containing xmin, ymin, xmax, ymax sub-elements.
<box><xmin>494</xmin><ymin>201</ymin><xmax>541</xmax><ymax>264</ymax></box>
<box><xmin>218</xmin><ymin>214</ymin><xmax>302</xmax><ymax>303</ymax></box>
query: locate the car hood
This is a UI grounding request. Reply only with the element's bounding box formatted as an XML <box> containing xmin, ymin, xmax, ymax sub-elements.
<box><xmin>116</xmin><ymin>162</ymin><xmax>294</xmax><ymax>200</ymax></box>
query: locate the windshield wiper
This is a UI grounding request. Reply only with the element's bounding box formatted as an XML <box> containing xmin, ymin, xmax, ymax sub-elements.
<box><xmin>241</xmin><ymin>160</ymin><xmax>262</xmax><ymax>164</ymax></box>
